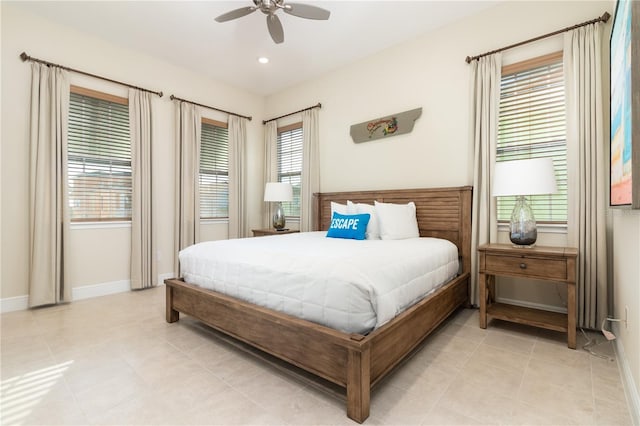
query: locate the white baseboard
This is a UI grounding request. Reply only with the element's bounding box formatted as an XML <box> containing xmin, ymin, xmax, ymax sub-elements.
<box><xmin>1</xmin><ymin>272</ymin><xmax>175</xmax><ymax>313</ymax></box>
<box><xmin>72</xmin><ymin>279</ymin><xmax>131</xmax><ymax>301</ymax></box>
<box><xmin>613</xmin><ymin>324</ymin><xmax>640</xmax><ymax>425</ymax></box>
<box><xmin>0</xmin><ymin>295</ymin><xmax>29</xmax><ymax>313</ymax></box>
<box><xmin>495</xmin><ymin>296</ymin><xmax>568</xmax><ymax>314</ymax></box>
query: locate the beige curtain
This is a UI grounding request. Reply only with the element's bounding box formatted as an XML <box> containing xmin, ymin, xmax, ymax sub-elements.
<box><xmin>263</xmin><ymin>121</ymin><xmax>278</xmax><ymax>228</ymax></box>
<box><xmin>129</xmin><ymin>89</ymin><xmax>156</xmax><ymax>289</ymax></box>
<box><xmin>28</xmin><ymin>63</ymin><xmax>72</xmax><ymax>307</ymax></box>
<box><xmin>174</xmin><ymin>102</ymin><xmax>201</xmax><ymax>275</ymax></box>
<box><xmin>469</xmin><ymin>53</ymin><xmax>501</xmax><ymax>306</ymax></box>
<box><xmin>228</xmin><ymin>116</ymin><xmax>249</xmax><ymax>238</ymax></box>
<box><xmin>300</xmin><ymin>109</ymin><xmax>320</xmax><ymax>232</ymax></box>
<box><xmin>564</xmin><ymin>23</ymin><xmax>608</xmax><ymax>329</ymax></box>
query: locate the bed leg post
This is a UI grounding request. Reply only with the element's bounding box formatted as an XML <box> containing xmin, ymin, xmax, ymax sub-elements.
<box><xmin>166</xmin><ymin>285</ymin><xmax>179</xmax><ymax>323</ymax></box>
<box><xmin>464</xmin><ymin>275</ymin><xmax>472</xmax><ymax>308</ymax></box>
<box><xmin>347</xmin><ymin>347</ymin><xmax>370</xmax><ymax>423</ymax></box>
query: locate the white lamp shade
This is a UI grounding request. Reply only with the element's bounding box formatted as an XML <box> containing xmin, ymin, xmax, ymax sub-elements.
<box><xmin>492</xmin><ymin>158</ymin><xmax>558</xmax><ymax>196</ymax></box>
<box><xmin>264</xmin><ymin>182</ymin><xmax>293</xmax><ymax>202</ymax></box>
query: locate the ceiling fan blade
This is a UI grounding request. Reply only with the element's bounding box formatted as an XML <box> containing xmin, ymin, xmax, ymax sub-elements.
<box><xmin>214</xmin><ymin>7</ymin><xmax>256</xmax><ymax>23</ymax></box>
<box><xmin>266</xmin><ymin>14</ymin><xmax>284</xmax><ymax>44</ymax></box>
<box><xmin>283</xmin><ymin>3</ymin><xmax>330</xmax><ymax>20</ymax></box>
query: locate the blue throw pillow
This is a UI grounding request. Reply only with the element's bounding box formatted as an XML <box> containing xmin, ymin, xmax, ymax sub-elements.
<box><xmin>326</xmin><ymin>212</ymin><xmax>371</xmax><ymax>240</ymax></box>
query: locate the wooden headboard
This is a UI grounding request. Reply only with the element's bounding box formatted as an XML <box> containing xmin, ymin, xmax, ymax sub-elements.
<box><xmin>314</xmin><ymin>186</ymin><xmax>473</xmax><ymax>275</ymax></box>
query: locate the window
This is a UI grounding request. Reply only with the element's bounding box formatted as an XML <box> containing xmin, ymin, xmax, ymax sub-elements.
<box><xmin>277</xmin><ymin>123</ymin><xmax>303</xmax><ymax>217</ymax></box>
<box><xmin>68</xmin><ymin>86</ymin><xmax>131</xmax><ymax>221</ymax></box>
<box><xmin>200</xmin><ymin>118</ymin><xmax>229</xmax><ymax>219</ymax></box>
<box><xmin>497</xmin><ymin>51</ymin><xmax>567</xmax><ymax>223</ymax></box>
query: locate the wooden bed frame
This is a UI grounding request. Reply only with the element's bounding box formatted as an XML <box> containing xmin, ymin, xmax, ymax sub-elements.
<box><xmin>165</xmin><ymin>186</ymin><xmax>472</xmax><ymax>423</ymax></box>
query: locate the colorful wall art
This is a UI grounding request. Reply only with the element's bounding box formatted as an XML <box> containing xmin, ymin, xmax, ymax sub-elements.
<box><xmin>350</xmin><ymin>108</ymin><xmax>422</xmax><ymax>143</ymax></box>
<box><xmin>610</xmin><ymin>0</ymin><xmax>640</xmax><ymax>208</ymax></box>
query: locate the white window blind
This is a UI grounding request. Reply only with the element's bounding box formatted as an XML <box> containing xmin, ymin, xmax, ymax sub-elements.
<box><xmin>497</xmin><ymin>51</ymin><xmax>567</xmax><ymax>223</ymax></box>
<box><xmin>200</xmin><ymin>119</ymin><xmax>229</xmax><ymax>219</ymax></box>
<box><xmin>277</xmin><ymin>123</ymin><xmax>303</xmax><ymax>218</ymax></box>
<box><xmin>68</xmin><ymin>87</ymin><xmax>131</xmax><ymax>221</ymax></box>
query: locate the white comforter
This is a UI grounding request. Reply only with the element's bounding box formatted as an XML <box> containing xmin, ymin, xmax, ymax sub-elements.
<box><xmin>179</xmin><ymin>232</ymin><xmax>459</xmax><ymax>334</ymax></box>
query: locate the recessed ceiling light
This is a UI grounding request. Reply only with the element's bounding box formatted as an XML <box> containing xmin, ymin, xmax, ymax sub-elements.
<box><xmin>258</xmin><ymin>57</ymin><xmax>269</xmax><ymax>64</ymax></box>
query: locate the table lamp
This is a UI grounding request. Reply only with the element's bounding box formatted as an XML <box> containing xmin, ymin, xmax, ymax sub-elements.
<box><xmin>264</xmin><ymin>182</ymin><xmax>293</xmax><ymax>230</ymax></box>
<box><xmin>492</xmin><ymin>157</ymin><xmax>557</xmax><ymax>247</ymax></box>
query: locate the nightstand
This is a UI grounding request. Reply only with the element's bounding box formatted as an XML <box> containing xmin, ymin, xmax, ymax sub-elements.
<box><xmin>251</xmin><ymin>229</ymin><xmax>299</xmax><ymax>237</ymax></box>
<box><xmin>478</xmin><ymin>243</ymin><xmax>578</xmax><ymax>349</ymax></box>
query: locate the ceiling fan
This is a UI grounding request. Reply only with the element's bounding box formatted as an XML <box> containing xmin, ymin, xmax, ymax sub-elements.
<box><xmin>214</xmin><ymin>0</ymin><xmax>330</xmax><ymax>44</ymax></box>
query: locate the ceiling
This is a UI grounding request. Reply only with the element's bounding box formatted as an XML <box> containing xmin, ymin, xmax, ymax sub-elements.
<box><xmin>13</xmin><ymin>1</ymin><xmax>501</xmax><ymax>96</ymax></box>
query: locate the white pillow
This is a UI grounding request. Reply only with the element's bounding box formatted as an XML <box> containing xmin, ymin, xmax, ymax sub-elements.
<box><xmin>374</xmin><ymin>201</ymin><xmax>420</xmax><ymax>240</ymax></box>
<box><xmin>331</xmin><ymin>201</ymin><xmax>351</xmax><ymax>215</ymax></box>
<box><xmin>348</xmin><ymin>201</ymin><xmax>380</xmax><ymax>240</ymax></box>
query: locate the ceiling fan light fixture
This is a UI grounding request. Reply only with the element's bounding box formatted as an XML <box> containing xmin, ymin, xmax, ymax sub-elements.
<box><xmin>215</xmin><ymin>0</ymin><xmax>331</xmax><ymax>45</ymax></box>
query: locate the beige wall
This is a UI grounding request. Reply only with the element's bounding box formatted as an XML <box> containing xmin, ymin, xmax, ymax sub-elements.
<box><xmin>1</xmin><ymin>3</ymin><xmax>265</xmax><ymax>298</ymax></box>
<box><xmin>608</xmin><ymin>0</ymin><xmax>640</xmax><ymax>414</ymax></box>
<box><xmin>265</xmin><ymin>2</ymin><xmax>610</xmax><ymax>191</ymax></box>
<box><xmin>612</xmin><ymin>210</ymin><xmax>640</xmax><ymax>416</ymax></box>
<box><xmin>264</xmin><ymin>0</ymin><xmax>609</xmax><ymax>311</ymax></box>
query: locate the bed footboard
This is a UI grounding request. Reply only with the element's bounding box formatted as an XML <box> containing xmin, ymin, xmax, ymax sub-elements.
<box><xmin>165</xmin><ymin>277</ymin><xmax>372</xmax><ymax>422</ymax></box>
<box><xmin>165</xmin><ymin>185</ymin><xmax>472</xmax><ymax>423</ymax></box>
<box><xmin>165</xmin><ymin>273</ymin><xmax>468</xmax><ymax>423</ymax></box>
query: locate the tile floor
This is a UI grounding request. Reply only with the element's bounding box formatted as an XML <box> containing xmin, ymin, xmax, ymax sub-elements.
<box><xmin>0</xmin><ymin>286</ymin><xmax>634</xmax><ymax>425</ymax></box>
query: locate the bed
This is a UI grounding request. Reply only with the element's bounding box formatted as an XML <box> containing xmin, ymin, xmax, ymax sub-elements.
<box><xmin>165</xmin><ymin>186</ymin><xmax>472</xmax><ymax>423</ymax></box>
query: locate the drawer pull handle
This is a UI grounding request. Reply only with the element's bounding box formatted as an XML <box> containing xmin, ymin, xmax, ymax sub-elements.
<box><xmin>520</xmin><ymin>263</ymin><xmax>527</xmax><ymax>269</ymax></box>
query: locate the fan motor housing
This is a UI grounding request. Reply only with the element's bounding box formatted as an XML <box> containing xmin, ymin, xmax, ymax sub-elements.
<box><xmin>254</xmin><ymin>0</ymin><xmax>282</xmax><ymax>14</ymax></box>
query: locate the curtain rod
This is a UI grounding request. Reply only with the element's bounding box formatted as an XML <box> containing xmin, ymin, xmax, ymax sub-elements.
<box><xmin>465</xmin><ymin>11</ymin><xmax>610</xmax><ymax>64</ymax></box>
<box><xmin>263</xmin><ymin>102</ymin><xmax>321</xmax><ymax>125</ymax></box>
<box><xmin>169</xmin><ymin>94</ymin><xmax>252</xmax><ymax>121</ymax></box>
<box><xmin>20</xmin><ymin>52</ymin><xmax>163</xmax><ymax>97</ymax></box>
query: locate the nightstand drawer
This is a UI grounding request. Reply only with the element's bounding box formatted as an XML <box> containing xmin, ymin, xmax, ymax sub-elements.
<box><xmin>485</xmin><ymin>254</ymin><xmax>567</xmax><ymax>280</ymax></box>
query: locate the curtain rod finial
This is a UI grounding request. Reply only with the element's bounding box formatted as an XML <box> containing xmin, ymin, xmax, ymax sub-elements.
<box><xmin>601</xmin><ymin>11</ymin><xmax>611</xmax><ymax>23</ymax></box>
<box><xmin>20</xmin><ymin>52</ymin><xmax>29</xmax><ymax>62</ymax></box>
<box><xmin>465</xmin><ymin>56</ymin><xmax>473</xmax><ymax>64</ymax></box>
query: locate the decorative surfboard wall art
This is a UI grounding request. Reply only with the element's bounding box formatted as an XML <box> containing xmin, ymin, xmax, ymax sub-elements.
<box><xmin>350</xmin><ymin>108</ymin><xmax>422</xmax><ymax>143</ymax></box>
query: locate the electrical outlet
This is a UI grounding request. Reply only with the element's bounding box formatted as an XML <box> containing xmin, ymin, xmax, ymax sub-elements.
<box><xmin>157</xmin><ymin>250</ymin><xmax>162</xmax><ymax>261</ymax></box>
<box><xmin>625</xmin><ymin>305</ymin><xmax>629</xmax><ymax>329</ymax></box>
